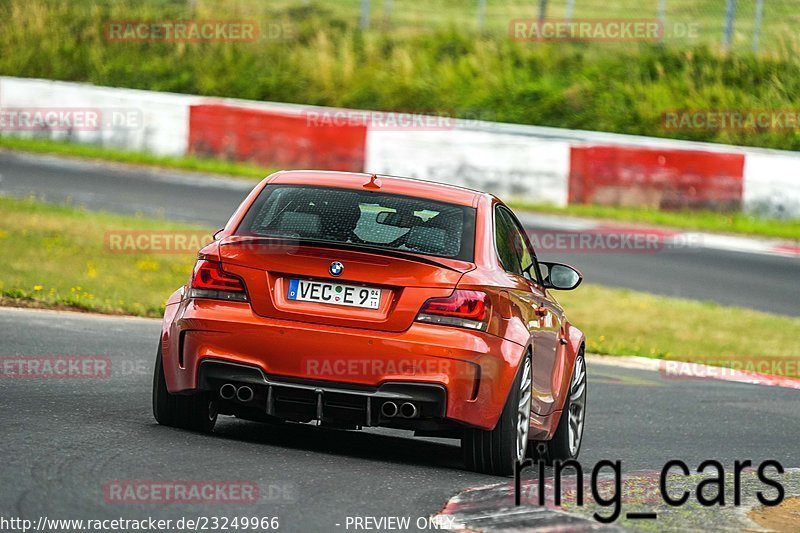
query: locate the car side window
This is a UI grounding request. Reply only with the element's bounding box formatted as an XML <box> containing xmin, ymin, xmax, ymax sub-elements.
<box><xmin>494</xmin><ymin>207</ymin><xmax>524</xmax><ymax>276</ymax></box>
<box><xmin>513</xmin><ymin>221</ymin><xmax>537</xmax><ymax>282</ymax></box>
<box><xmin>498</xmin><ymin>206</ymin><xmax>541</xmax><ymax>284</ymax></box>
<box><xmin>513</xmin><ymin>225</ymin><xmax>534</xmax><ymax>278</ymax></box>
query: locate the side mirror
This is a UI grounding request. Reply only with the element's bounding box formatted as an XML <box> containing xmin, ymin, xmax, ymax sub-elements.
<box><xmin>539</xmin><ymin>261</ymin><xmax>583</xmax><ymax>291</ymax></box>
<box><xmin>213</xmin><ymin>229</ymin><xmax>224</xmax><ymax>240</ymax></box>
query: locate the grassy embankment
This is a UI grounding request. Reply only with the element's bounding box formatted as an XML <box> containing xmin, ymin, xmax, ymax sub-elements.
<box><xmin>2</xmin><ymin>0</ymin><xmax>800</xmax><ymax>150</ymax></box>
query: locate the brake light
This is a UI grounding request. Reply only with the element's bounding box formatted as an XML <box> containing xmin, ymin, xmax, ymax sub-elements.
<box><xmin>416</xmin><ymin>290</ymin><xmax>490</xmax><ymax>331</ymax></box>
<box><xmin>189</xmin><ymin>260</ymin><xmax>248</xmax><ymax>302</ymax></box>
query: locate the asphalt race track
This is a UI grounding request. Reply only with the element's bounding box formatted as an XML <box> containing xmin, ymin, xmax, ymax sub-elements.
<box><xmin>2</xmin><ymin>307</ymin><xmax>798</xmax><ymax>532</ymax></box>
<box><xmin>1</xmin><ymin>150</ymin><xmax>799</xmax><ymax>530</ymax></box>
<box><xmin>2</xmin><ymin>151</ymin><xmax>798</xmax><ymax>315</ymax></box>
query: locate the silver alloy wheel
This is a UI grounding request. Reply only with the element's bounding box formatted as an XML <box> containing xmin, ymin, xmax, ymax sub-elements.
<box><xmin>516</xmin><ymin>356</ymin><xmax>533</xmax><ymax>461</ymax></box>
<box><xmin>568</xmin><ymin>355</ymin><xmax>587</xmax><ymax>456</ymax></box>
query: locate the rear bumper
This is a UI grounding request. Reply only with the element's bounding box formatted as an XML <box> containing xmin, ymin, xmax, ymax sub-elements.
<box><xmin>199</xmin><ymin>359</ymin><xmax>447</xmax><ymax>428</ymax></box>
<box><xmin>161</xmin><ymin>298</ymin><xmax>526</xmax><ymax>430</ymax></box>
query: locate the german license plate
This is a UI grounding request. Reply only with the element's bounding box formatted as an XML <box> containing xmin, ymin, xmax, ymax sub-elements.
<box><xmin>287</xmin><ymin>279</ymin><xmax>381</xmax><ymax>309</ymax></box>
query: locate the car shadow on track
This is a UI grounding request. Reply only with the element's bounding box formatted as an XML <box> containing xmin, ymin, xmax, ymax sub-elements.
<box><xmin>154</xmin><ymin>417</ymin><xmax>469</xmax><ymax>471</ymax></box>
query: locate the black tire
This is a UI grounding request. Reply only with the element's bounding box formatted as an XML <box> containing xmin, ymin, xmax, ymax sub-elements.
<box><xmin>529</xmin><ymin>349</ymin><xmax>586</xmax><ymax>464</ymax></box>
<box><xmin>462</xmin><ymin>351</ymin><xmax>532</xmax><ymax>476</ymax></box>
<box><xmin>152</xmin><ymin>340</ymin><xmax>217</xmax><ymax>433</ymax></box>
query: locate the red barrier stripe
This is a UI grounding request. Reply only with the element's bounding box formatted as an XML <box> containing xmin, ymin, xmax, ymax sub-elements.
<box><xmin>569</xmin><ymin>145</ymin><xmax>745</xmax><ymax>210</ymax></box>
<box><xmin>188</xmin><ymin>104</ymin><xmax>367</xmax><ymax>171</ymax></box>
<box><xmin>772</xmin><ymin>244</ymin><xmax>800</xmax><ymax>257</ymax></box>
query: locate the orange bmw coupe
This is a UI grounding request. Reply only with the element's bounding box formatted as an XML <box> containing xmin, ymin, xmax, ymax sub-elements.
<box><xmin>153</xmin><ymin>170</ymin><xmax>587</xmax><ymax>475</ymax></box>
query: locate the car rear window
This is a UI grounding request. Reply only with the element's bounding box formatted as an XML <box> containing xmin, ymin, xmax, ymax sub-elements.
<box><xmin>236</xmin><ymin>185</ymin><xmax>476</xmax><ymax>261</ymax></box>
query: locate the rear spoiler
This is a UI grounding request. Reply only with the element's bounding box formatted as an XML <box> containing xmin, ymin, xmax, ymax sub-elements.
<box><xmin>220</xmin><ymin>236</ymin><xmax>472</xmax><ymax>273</ymax></box>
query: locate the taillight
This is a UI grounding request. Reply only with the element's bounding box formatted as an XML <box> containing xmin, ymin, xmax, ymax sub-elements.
<box><xmin>416</xmin><ymin>290</ymin><xmax>491</xmax><ymax>331</ymax></box>
<box><xmin>189</xmin><ymin>259</ymin><xmax>248</xmax><ymax>302</ymax></box>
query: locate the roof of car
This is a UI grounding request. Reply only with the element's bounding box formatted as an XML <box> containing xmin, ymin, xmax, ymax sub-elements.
<box><xmin>266</xmin><ymin>170</ymin><xmax>492</xmax><ymax>207</ymax></box>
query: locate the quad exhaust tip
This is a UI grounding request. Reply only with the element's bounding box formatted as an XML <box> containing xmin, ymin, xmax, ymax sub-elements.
<box><xmin>219</xmin><ymin>383</ymin><xmax>254</xmax><ymax>403</ymax></box>
<box><xmin>236</xmin><ymin>385</ymin><xmax>254</xmax><ymax>403</ymax></box>
<box><xmin>381</xmin><ymin>401</ymin><xmax>398</xmax><ymax>418</ymax></box>
<box><xmin>399</xmin><ymin>402</ymin><xmax>418</xmax><ymax>419</ymax></box>
<box><xmin>219</xmin><ymin>383</ymin><xmax>236</xmax><ymax>400</ymax></box>
<box><xmin>381</xmin><ymin>401</ymin><xmax>418</xmax><ymax>418</ymax></box>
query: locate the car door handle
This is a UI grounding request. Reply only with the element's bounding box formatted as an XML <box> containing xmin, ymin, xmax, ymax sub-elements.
<box><xmin>559</xmin><ymin>337</ymin><xmax>568</xmax><ymax>345</ymax></box>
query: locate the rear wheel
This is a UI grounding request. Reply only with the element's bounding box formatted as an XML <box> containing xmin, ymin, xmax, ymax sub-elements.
<box><xmin>529</xmin><ymin>350</ymin><xmax>586</xmax><ymax>463</ymax></box>
<box><xmin>152</xmin><ymin>341</ymin><xmax>217</xmax><ymax>433</ymax></box>
<box><xmin>462</xmin><ymin>352</ymin><xmax>532</xmax><ymax>476</ymax></box>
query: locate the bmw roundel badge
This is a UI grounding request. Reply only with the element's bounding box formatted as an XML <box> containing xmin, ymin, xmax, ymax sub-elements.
<box><xmin>329</xmin><ymin>261</ymin><xmax>344</xmax><ymax>277</ymax></box>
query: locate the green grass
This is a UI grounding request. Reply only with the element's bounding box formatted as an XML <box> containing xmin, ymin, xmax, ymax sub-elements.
<box><xmin>0</xmin><ymin>196</ymin><xmax>203</xmax><ymax>316</ymax></box>
<box><xmin>509</xmin><ymin>201</ymin><xmax>800</xmax><ymax>240</ymax></box>
<box><xmin>2</xmin><ymin>196</ymin><xmax>798</xmax><ymax>376</ymax></box>
<box><xmin>0</xmin><ymin>136</ymin><xmax>272</xmax><ymax>180</ymax></box>
<box><xmin>316</xmin><ymin>0</ymin><xmax>800</xmax><ymax>53</ymax></box>
<box><xmin>557</xmin><ymin>284</ymin><xmax>800</xmax><ymax>376</ymax></box>
<box><xmin>2</xmin><ymin>1</ymin><xmax>800</xmax><ymax>150</ymax></box>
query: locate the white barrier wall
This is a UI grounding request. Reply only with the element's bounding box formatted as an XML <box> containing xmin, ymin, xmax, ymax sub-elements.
<box><xmin>743</xmin><ymin>152</ymin><xmax>800</xmax><ymax>218</ymax></box>
<box><xmin>0</xmin><ymin>77</ymin><xmax>198</xmax><ymax>156</ymax></box>
<box><xmin>365</xmin><ymin>129</ymin><xmax>571</xmax><ymax>206</ymax></box>
<box><xmin>2</xmin><ymin>76</ymin><xmax>800</xmax><ymax>217</ymax></box>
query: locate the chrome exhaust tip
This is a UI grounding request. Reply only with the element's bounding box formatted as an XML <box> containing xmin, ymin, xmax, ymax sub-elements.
<box><xmin>399</xmin><ymin>402</ymin><xmax>418</xmax><ymax>419</ymax></box>
<box><xmin>219</xmin><ymin>383</ymin><xmax>236</xmax><ymax>400</ymax></box>
<box><xmin>381</xmin><ymin>401</ymin><xmax>398</xmax><ymax>418</ymax></box>
<box><xmin>236</xmin><ymin>385</ymin><xmax>254</xmax><ymax>403</ymax></box>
